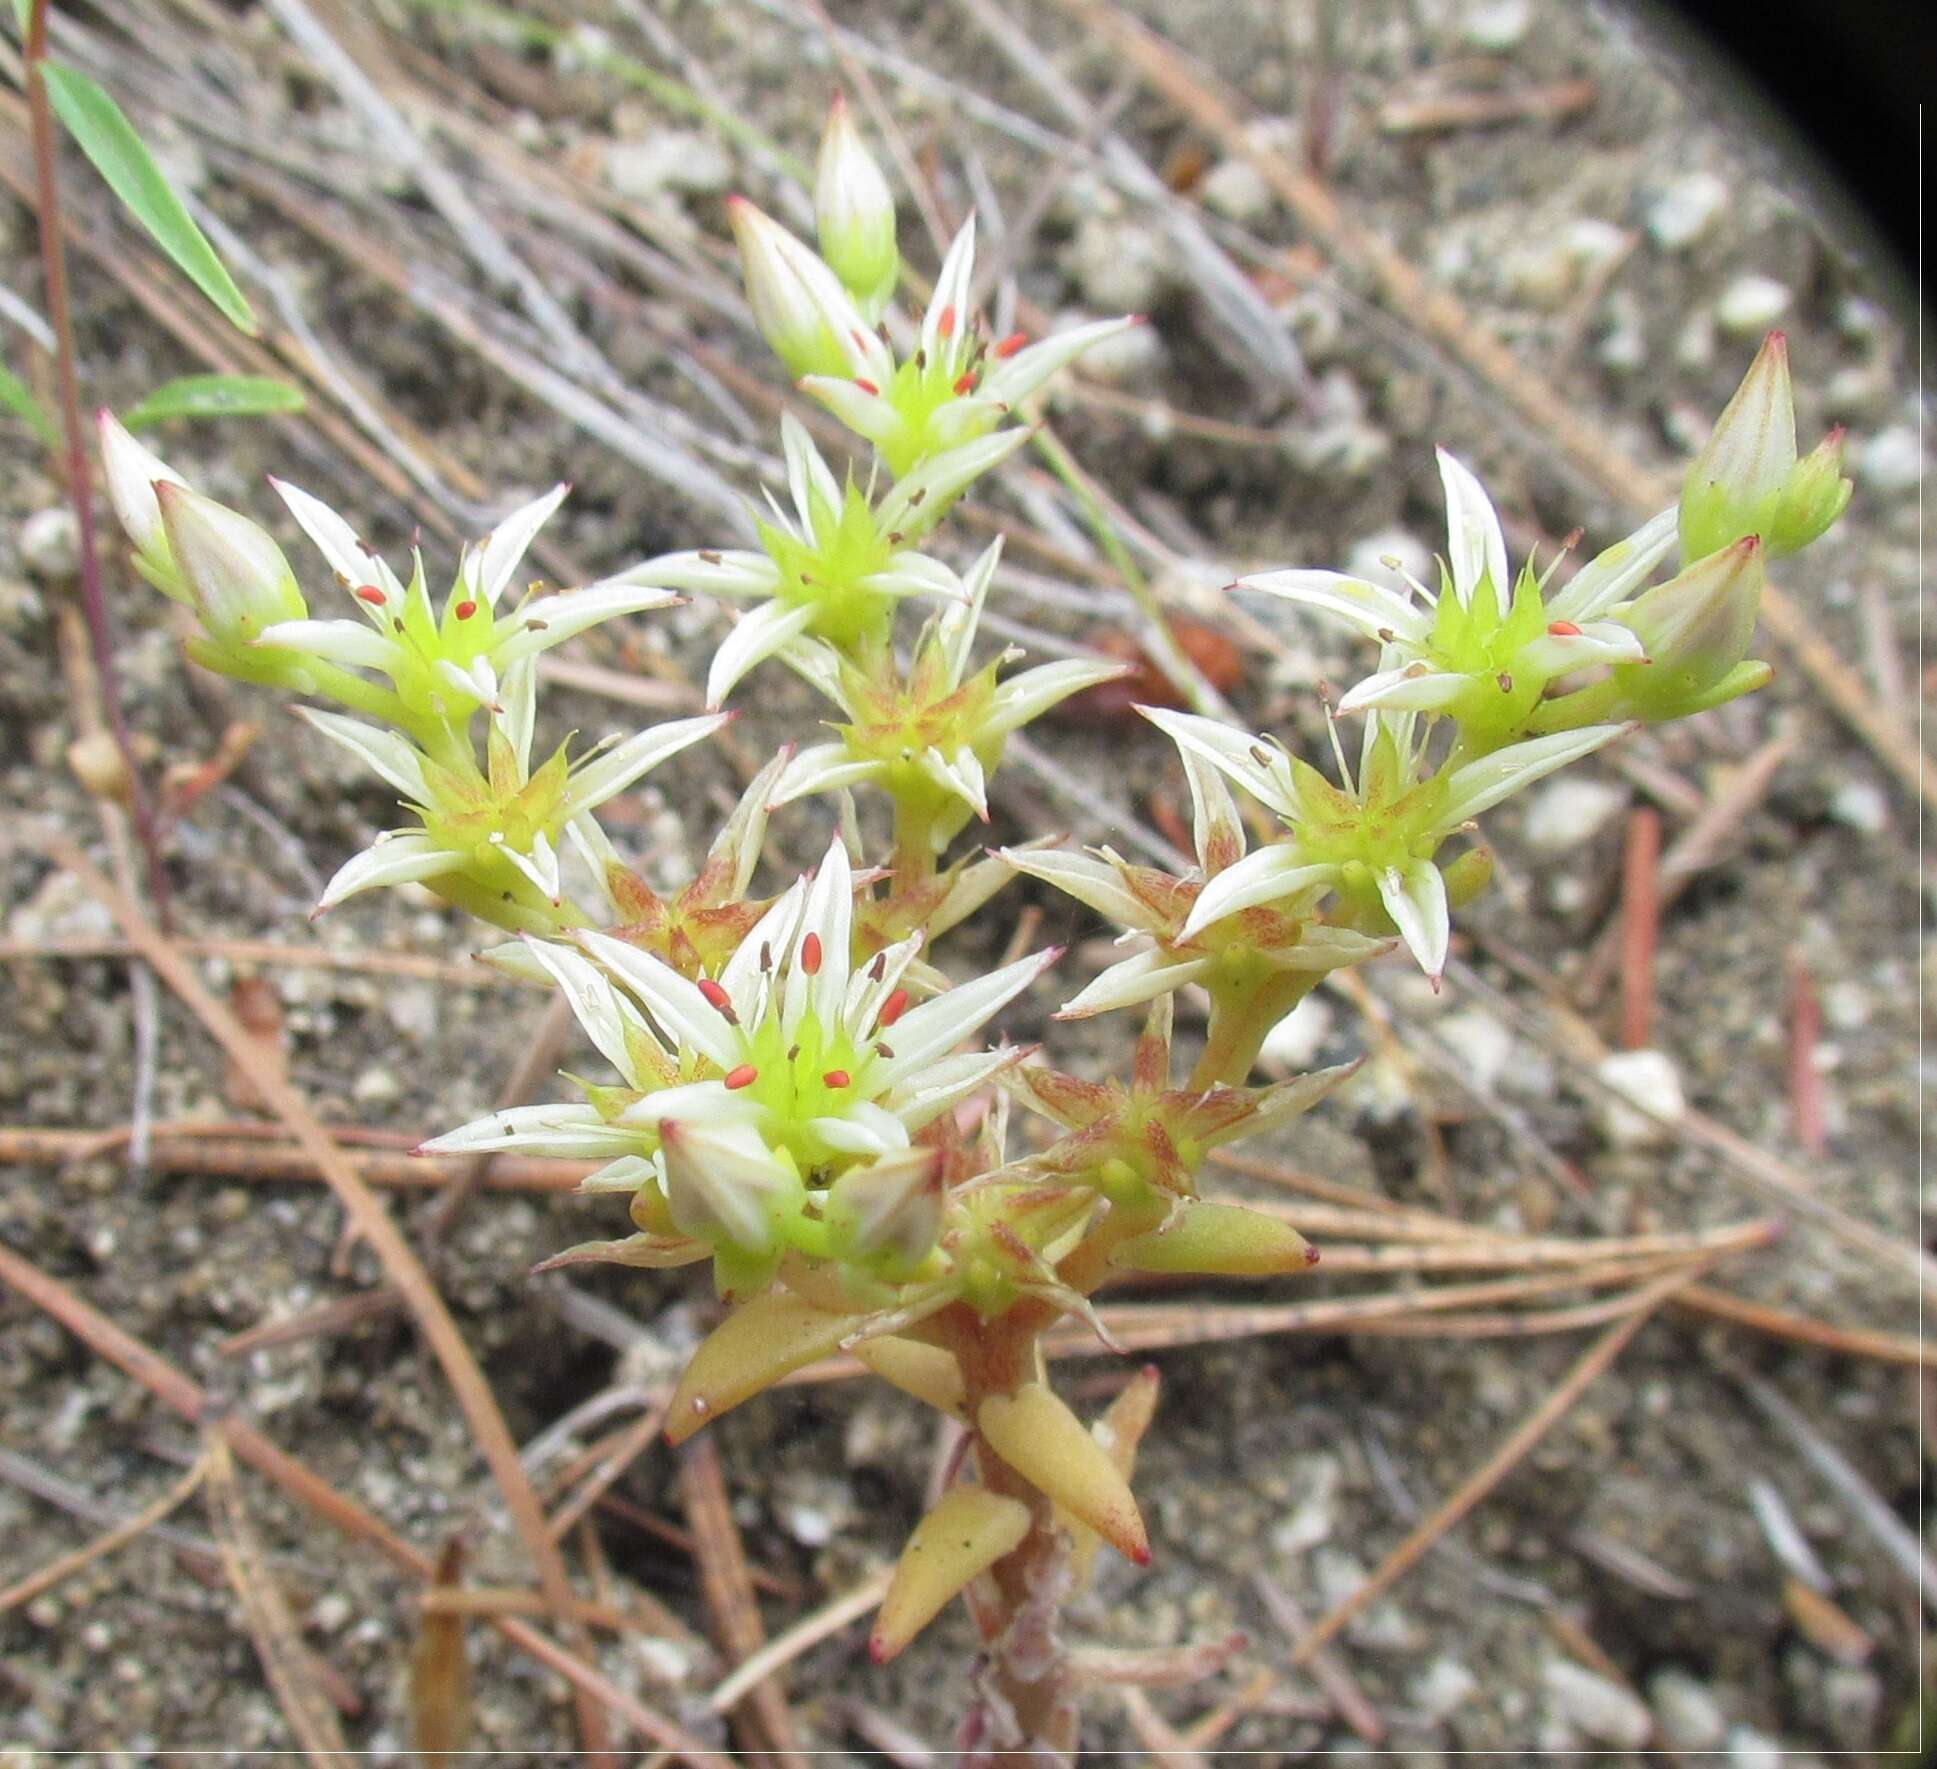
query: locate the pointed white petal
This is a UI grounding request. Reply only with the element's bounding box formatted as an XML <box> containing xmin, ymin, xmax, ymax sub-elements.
<box><xmin>577</xmin><ymin>1153</ymin><xmax>664</xmax><ymax>1195</ymax></box>
<box><xmin>1178</xmin><ymin>847</ymin><xmax>1334</xmax><ymax>940</ymax></box>
<box><xmin>1336</xmin><ymin>663</ymin><xmax>1474</xmax><ymax>716</ymax></box>
<box><xmin>985</xmin><ymin>659</ymin><xmax>1130</xmax><ymax>738</ymax></box>
<box><xmin>579</xmin><ymin>930</ymin><xmax>743</xmax><ymax>1069</ymax></box>
<box><xmin>889</xmin><ymin>1046</ymin><xmax>1025</xmax><ymax>1132</ymax></box>
<box><xmin>842</xmin><ymin>932</ymin><xmax>925</xmax><ymax>1037</ymax></box>
<box><xmin>859</xmin><ymin>550</ymin><xmax>964</xmax><ymax>603</ymax></box>
<box><xmin>780</xmin><ymin>412</ymin><xmax>842</xmax><ymax>532</ymax></box>
<box><xmin>874</xmin><ymin>430</ymin><xmax>1031</xmax><ymax>540</ymax></box>
<box><xmin>1545</xmin><ymin>506</ymin><xmax>1679</xmax><ymax>624</ymax></box>
<box><xmin>495</xmin><ymin>829</ymin><xmax>561</xmax><ymax>902</ymax></box>
<box><xmin>1273</xmin><ymin>925</ymin><xmax>1392</xmax><ymax>971</ymax></box>
<box><xmin>1377</xmin><ymin>859</ymin><xmax>1450</xmax><ymax>984</ymax></box>
<box><xmin>605</xmin><ymin>549</ymin><xmax>780</xmax><ymax>598</ymax></box>
<box><xmin>1516</xmin><ymin>624</ymin><xmax>1646</xmax><ymax>678</ymax></box>
<box><xmin>798</xmin><ymin>373</ymin><xmax>903</xmax><ymax>454</ymax></box>
<box><xmin>270</xmin><ymin>478</ymin><xmax>403</xmax><ymax>607</ymax></box>
<box><xmin>938</xmin><ymin>539</ymin><xmax>1002</xmax><ymax>686</ymax></box>
<box><xmin>1243</xmin><ymin>1060</ymin><xmax>1365</xmax><ymax>1135</ymax></box>
<box><xmin>1001</xmin><ymin>846</ymin><xmax>1159</xmax><ymax>933</ymax></box>
<box><xmin>314</xmin><ymin>831</ymin><xmax>464</xmax><ymax>912</ymax></box>
<box><xmin>1438</xmin><ymin>724</ymin><xmax>1628</xmax><ymax>825</ymax></box>
<box><xmin>768</xmin><ymin>742</ymin><xmax>883</xmax><ymax>809</ymax></box>
<box><xmin>617</xmin><ymin>1079</ymin><xmax>765</xmax><ymax>1133</ymax></box>
<box><xmin>718</xmin><ymin>878</ymin><xmax>808</xmax><ymax>1018</ymax></box>
<box><xmin>558</xmin><ymin>712</ymin><xmax>731</xmax><ymax>822</ymax></box>
<box><xmin>472</xmin><ymin>483</ymin><xmax>569</xmax><ymax>610</ymax></box>
<box><xmin>500</xmin><ymin>657</ymin><xmax>537</xmax><ymax>774</ymax></box>
<box><xmin>1436</xmin><ymin>448</ymin><xmax>1509</xmax><ymax>608</ymax></box>
<box><xmin>300</xmin><ymin>709</ymin><xmax>432</xmax><ymax>803</ymax></box>
<box><xmin>979</xmin><ymin>315</ymin><xmax>1140</xmax><ymax>407</ymax></box>
<box><xmin>518</xmin><ymin>936</ymin><xmax>660</xmax><ymax>1087</ymax></box>
<box><xmin>420</xmin><ymin>1103</ymin><xmax>639</xmax><ymax>1159</ymax></box>
<box><xmin>921</xmin><ymin>215</ymin><xmax>977</xmax><ymax>359</ymax></box>
<box><xmin>659</xmin><ymin>1119</ymin><xmax>791</xmax><ymax>1251</ymax></box>
<box><xmin>1137</xmin><ymin>706</ymin><xmax>1298</xmax><ymax>819</ymax></box>
<box><xmin>706</xmin><ymin>600</ymin><xmax>816</xmax><ymax>709</ymax></box>
<box><xmin>916</xmin><ymin>745</ymin><xmax>986</xmax><ymax>823</ymax></box>
<box><xmin>492</xmin><ymin>580</ymin><xmax>684</xmax><ymax>667</ymax></box>
<box><xmin>869</xmin><ymin>948</ymin><xmax>1059</xmax><ymax>1089</ymax></box>
<box><xmin>1056</xmin><ymin>949</ymin><xmax>1212</xmax><ymax>1020</ymax></box>
<box><xmin>805</xmin><ymin>1104</ymin><xmax>909</xmax><ymax>1157</ymax></box>
<box><xmin>1179</xmin><ymin>746</ymin><xmax>1245</xmax><ymax>874</ymax></box>
<box><xmin>1233</xmin><ymin>568</ymin><xmax>1430</xmax><ymax>645</ymax></box>
<box><xmin>435</xmin><ymin>657</ymin><xmax>499</xmax><ymax>710</ymax></box>
<box><xmin>255</xmin><ymin>617</ymin><xmax>400</xmax><ymax>673</ymax></box>
<box><xmin>785</xmin><ymin>836</ymin><xmax>854</xmax><ymax>1032</ymax></box>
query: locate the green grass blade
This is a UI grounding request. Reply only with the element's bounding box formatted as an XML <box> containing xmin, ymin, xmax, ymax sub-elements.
<box><xmin>121</xmin><ymin>374</ymin><xmax>307</xmax><ymax>430</ymax></box>
<box><xmin>0</xmin><ymin>357</ymin><xmax>57</xmax><ymax>445</ymax></box>
<box><xmin>40</xmin><ymin>60</ymin><xmax>259</xmax><ymax>335</ymax></box>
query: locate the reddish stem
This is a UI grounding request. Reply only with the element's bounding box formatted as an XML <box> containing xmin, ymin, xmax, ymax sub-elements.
<box><xmin>1618</xmin><ymin>806</ymin><xmax>1659</xmax><ymax>1050</ymax></box>
<box><xmin>1787</xmin><ymin>948</ymin><xmax>1825</xmax><ymax>1154</ymax></box>
<box><xmin>25</xmin><ymin>0</ymin><xmax>171</xmax><ymax>928</ymax></box>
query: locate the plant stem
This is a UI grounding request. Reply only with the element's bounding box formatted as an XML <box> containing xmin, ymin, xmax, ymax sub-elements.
<box><xmin>1188</xmin><ymin>970</ymin><xmax>1315</xmax><ymax>1090</ymax></box>
<box><xmin>946</xmin><ymin>1306</ymin><xmax>1080</xmax><ymax>1766</ymax></box>
<box><xmin>25</xmin><ymin>0</ymin><xmax>172</xmax><ymax>930</ymax></box>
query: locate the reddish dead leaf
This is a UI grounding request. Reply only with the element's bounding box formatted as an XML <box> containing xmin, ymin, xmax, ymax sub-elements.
<box><xmin>223</xmin><ymin>974</ymin><xmax>287</xmax><ymax>1115</ymax></box>
<box><xmin>410</xmin><ymin>1538</ymin><xmax>474</xmax><ymax>1761</ymax></box>
<box><xmin>161</xmin><ymin>720</ymin><xmax>261</xmax><ymax>823</ymax></box>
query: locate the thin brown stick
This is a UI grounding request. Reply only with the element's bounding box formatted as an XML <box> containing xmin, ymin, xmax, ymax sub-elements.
<box><xmin>1252</xmin><ymin>1576</ymin><xmax>1384</xmax><ymax>1742</ymax></box>
<box><xmin>0</xmin><ymin>1238</ymin><xmax>731</xmax><ymax>1767</ymax></box>
<box><xmin>0</xmin><ymin>933</ymin><xmax>506</xmax><ymax>984</ymax></box>
<box><xmin>1285</xmin><ymin>1258</ymin><xmax>1712</xmax><ymax>1667</ymax></box>
<box><xmin>677</xmin><ymin>1436</ymin><xmax>810</xmax><ymax>1769</ymax></box>
<box><xmin>202</xmin><ymin>1433</ymin><xmax>354</xmax><ymax>1768</ymax></box>
<box><xmin>546</xmin><ymin>1399</ymin><xmax>669</xmax><ymax>1543</ymax></box>
<box><xmin>1376</xmin><ymin>78</ymin><xmax>1597</xmax><ymax>134</ymax></box>
<box><xmin>27</xmin><ymin>830</ymin><xmax>601</xmax><ymax>1755</ymax></box>
<box><xmin>1619</xmin><ymin>807</ymin><xmax>1660</xmax><ymax>1050</ymax></box>
<box><xmin>1787</xmin><ymin>948</ymin><xmax>1826</xmax><ymax>1154</ymax></box>
<box><xmin>0</xmin><ymin>1450</ymin><xmax>208</xmax><ymax>1617</ymax></box>
<box><xmin>706</xmin><ymin>1567</ymin><xmax>893</xmax><ymax>1714</ymax></box>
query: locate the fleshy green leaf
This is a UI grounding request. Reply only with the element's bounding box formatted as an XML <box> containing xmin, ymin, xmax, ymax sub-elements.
<box><xmin>39</xmin><ymin>61</ymin><xmax>258</xmax><ymax>335</ymax></box>
<box><xmin>122</xmin><ymin>374</ymin><xmax>305</xmax><ymax>430</ymax></box>
<box><xmin>0</xmin><ymin>358</ymin><xmax>56</xmax><ymax>445</ymax></box>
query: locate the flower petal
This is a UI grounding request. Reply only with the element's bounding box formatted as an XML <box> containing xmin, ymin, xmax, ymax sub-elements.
<box><xmin>979</xmin><ymin>316</ymin><xmax>1140</xmax><ymax>407</ymax></box>
<box><xmin>1000</xmin><ymin>846</ymin><xmax>1160</xmax><ymax>934</ymax></box>
<box><xmin>492</xmin><ymin>580</ymin><xmax>684</xmax><ymax>668</ymax></box>
<box><xmin>1377</xmin><ymin>859</ymin><xmax>1450</xmax><ymax>985</ymax></box>
<box><xmin>869</xmin><ymin>948</ymin><xmax>1060</xmax><ymax>1089</ymax></box>
<box><xmin>706</xmin><ymin>600</ymin><xmax>817</xmax><ymax>709</ymax></box>
<box><xmin>1233</xmin><ymin>568</ymin><xmax>1430</xmax><ymax>645</ymax></box>
<box><xmin>768</xmin><ymin>742</ymin><xmax>883</xmax><ymax>809</ymax></box>
<box><xmin>1137</xmin><ymin>706</ymin><xmax>1298</xmax><ymax>819</ymax></box>
<box><xmin>1438</xmin><ymin>724</ymin><xmax>1628</xmax><ymax>825</ymax></box>
<box><xmin>985</xmin><ymin>659</ymin><xmax>1133</xmax><ymax>738</ymax></box>
<box><xmin>271</xmin><ymin>477</ymin><xmax>404</xmax><ymax>610</ymax></box>
<box><xmin>1178</xmin><ymin>846</ymin><xmax>1334</xmax><ymax>940</ymax></box>
<box><xmin>517</xmin><ymin>935</ymin><xmax>661</xmax><ymax>1088</ymax></box>
<box><xmin>470</xmin><ymin>483</ymin><xmax>568</xmax><ymax>611</ymax></box>
<box><xmin>420</xmin><ymin>1103</ymin><xmax>640</xmax><ymax>1159</ymax></box>
<box><xmin>300</xmin><ymin>709</ymin><xmax>431</xmax><ymax>803</ymax></box>
<box><xmin>558</xmin><ymin>712</ymin><xmax>731</xmax><ymax>823</ymax></box>
<box><xmin>579</xmin><ymin>930</ymin><xmax>743</xmax><ymax>1069</ymax></box>
<box><xmin>605</xmin><ymin>549</ymin><xmax>780</xmax><ymax>598</ymax></box>
<box><xmin>1056</xmin><ymin>949</ymin><xmax>1211</xmax><ymax>1020</ymax></box>
<box><xmin>1436</xmin><ymin>447</ymin><xmax>1509</xmax><ymax>608</ymax></box>
<box><xmin>1544</xmin><ymin>506</ymin><xmax>1678</xmax><ymax>624</ymax></box>
<box><xmin>256</xmin><ymin>617</ymin><xmax>399</xmax><ymax>673</ymax></box>
<box><xmin>889</xmin><ymin>1046</ymin><xmax>1026</xmax><ymax>1132</ymax></box>
<box><xmin>314</xmin><ymin>831</ymin><xmax>464</xmax><ymax>912</ymax></box>
<box><xmin>1336</xmin><ymin>663</ymin><xmax>1474</xmax><ymax>716</ymax></box>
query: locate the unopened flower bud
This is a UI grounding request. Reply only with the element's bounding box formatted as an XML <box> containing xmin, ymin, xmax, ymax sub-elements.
<box><xmin>1615</xmin><ymin>535</ymin><xmax>1766</xmax><ymax>716</ymax></box>
<box><xmin>825</xmin><ymin>1147</ymin><xmax>944</xmax><ymax>1267</ymax></box>
<box><xmin>97</xmin><ymin>410</ymin><xmax>188</xmax><ymax>590</ymax></box>
<box><xmin>1680</xmin><ymin>332</ymin><xmax>1851</xmax><ymax>563</ymax></box>
<box><xmin>659</xmin><ymin>1119</ymin><xmax>802</xmax><ymax>1255</ymax></box>
<box><xmin>156</xmin><ymin>481</ymin><xmax>306</xmax><ymax>645</ymax></box>
<box><xmin>728</xmin><ymin>196</ymin><xmax>869</xmax><ymax>381</ymax></box>
<box><xmin>815</xmin><ymin>95</ymin><xmax>898</xmax><ymax>320</ymax></box>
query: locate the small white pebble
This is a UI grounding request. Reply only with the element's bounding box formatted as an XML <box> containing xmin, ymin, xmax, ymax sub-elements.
<box><xmin>352</xmin><ymin>1066</ymin><xmax>403</xmax><ymax>1106</ymax></box>
<box><xmin>1594</xmin><ymin>1047</ymin><xmax>1685</xmax><ymax>1148</ymax></box>
<box><xmin>1438</xmin><ymin>1008</ymin><xmax>1516</xmax><ymax>1094</ymax></box>
<box><xmin>1715</xmin><ymin>275</ymin><xmax>1791</xmax><ymax>336</ymax></box>
<box><xmin>1645</xmin><ymin>172</ymin><xmax>1730</xmax><ymax>251</ymax></box>
<box><xmin>1460</xmin><ymin>0</ymin><xmax>1533</xmax><ymax>51</ymax></box>
<box><xmin>1828</xmin><ymin>778</ymin><xmax>1889</xmax><ymax>834</ymax></box>
<box><xmin>1200</xmin><ymin>157</ymin><xmax>1272</xmax><ymax>225</ymax></box>
<box><xmin>1564</xmin><ymin>218</ymin><xmax>1629</xmax><ymax>272</ymax></box>
<box><xmin>1523</xmin><ymin>778</ymin><xmax>1627</xmax><ymax>853</ymax></box>
<box><xmin>604</xmin><ymin>130</ymin><xmax>734</xmax><ymax>201</ymax></box>
<box><xmin>1855</xmin><ymin>424</ymin><xmax>1920</xmax><ymax>494</ymax></box>
<box><xmin>1261</xmin><ymin>995</ymin><xmax>1334</xmax><ymax>1069</ymax></box>
<box><xmin>20</xmin><ymin>507</ymin><xmax>80</xmax><ymax>579</ymax></box>
<box><xmin>1544</xmin><ymin>1660</ymin><xmax>1652</xmax><ymax>1750</ymax></box>
<box><xmin>1727</xmin><ymin>1724</ymin><xmax>1786</xmax><ymax>1769</ymax></box>
<box><xmin>1077</xmin><ymin>319</ymin><xmax>1165</xmax><ymax>387</ymax></box>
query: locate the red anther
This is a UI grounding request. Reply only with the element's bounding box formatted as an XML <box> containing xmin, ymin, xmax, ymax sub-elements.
<box><xmin>724</xmin><ymin>1063</ymin><xmax>758</xmax><ymax>1090</ymax></box>
<box><xmin>937</xmin><ymin>304</ymin><xmax>957</xmax><ymax>338</ymax></box>
<box><xmin>453</xmin><ymin>599</ymin><xmax>478</xmax><ymax>620</ymax></box>
<box><xmin>854</xmin><ymin>377</ymin><xmax>880</xmax><ymax>395</ymax></box>
<box><xmin>1305</xmin><ymin>1244</ymin><xmax>1322</xmax><ymax>1266</ymax></box>
<box><xmin>698</xmin><ymin>977</ymin><xmax>733</xmax><ymax>1012</ymax></box>
<box><xmin>952</xmin><ymin>372</ymin><xmax>977</xmax><ymax>395</ymax></box>
<box><xmin>822</xmin><ymin>1069</ymin><xmax>850</xmax><ymax>1089</ymax></box>
<box><xmin>878</xmin><ymin>987</ymin><xmax>910</xmax><ymax>1027</ymax></box>
<box><xmin>994</xmin><ymin>330</ymin><xmax>1028</xmax><ymax>358</ymax></box>
<box><xmin>354</xmin><ymin>585</ymin><xmax>386</xmax><ymax>606</ymax></box>
<box><xmin>800</xmin><ymin>932</ymin><xmax>823</xmax><ymax>974</ymax></box>
<box><xmin>874</xmin><ymin>1042</ymin><xmax>894</xmax><ymax>1059</ymax></box>
<box><xmin>1547</xmin><ymin>620</ymin><xmax>1583</xmax><ymax>637</ymax></box>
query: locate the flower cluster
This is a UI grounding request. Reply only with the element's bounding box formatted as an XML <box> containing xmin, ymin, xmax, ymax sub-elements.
<box><xmin>97</xmin><ymin>87</ymin><xmax>1853</xmax><ymax>1731</ymax></box>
